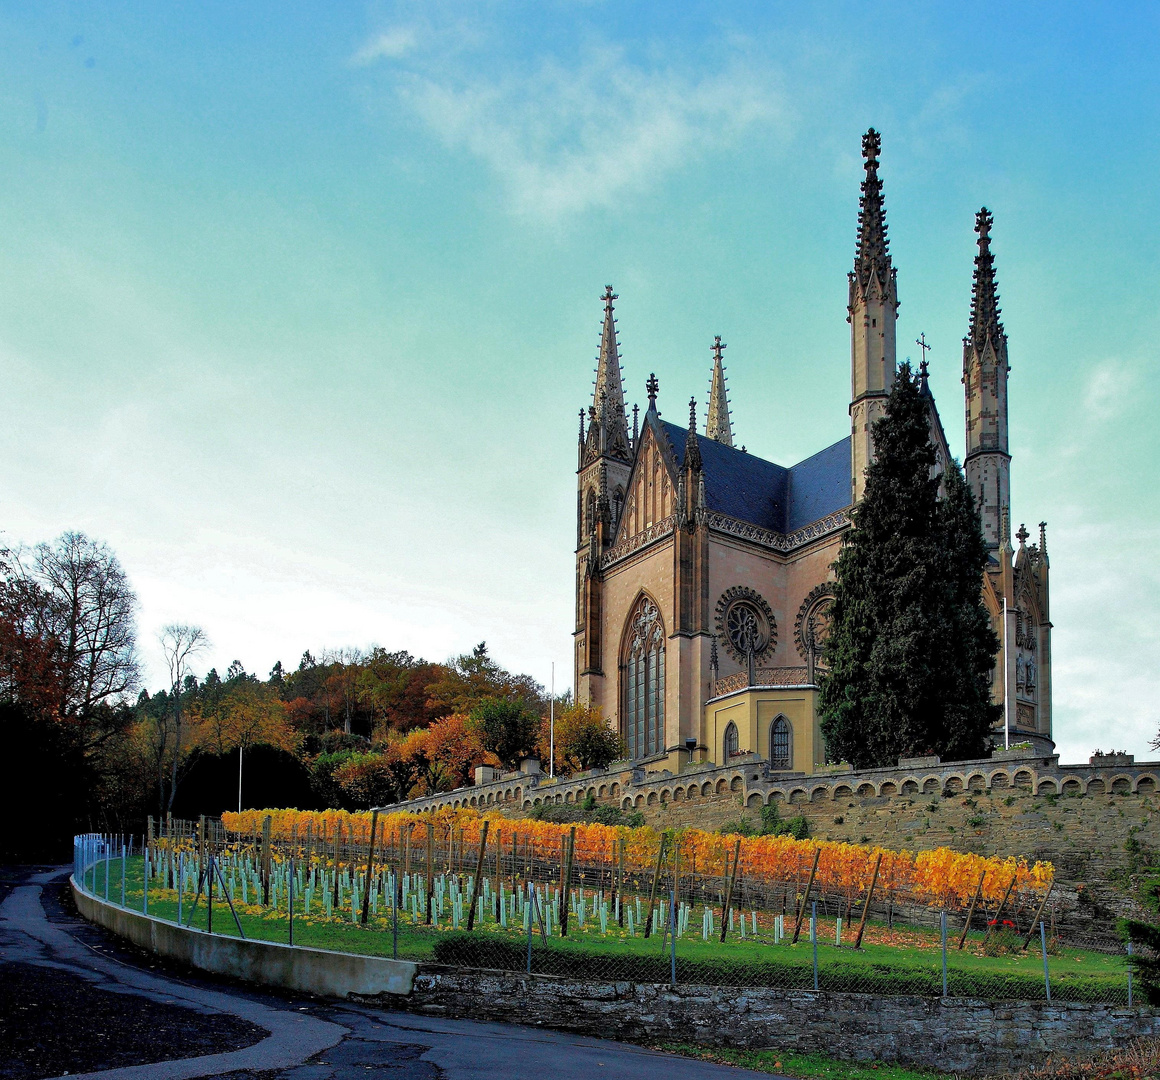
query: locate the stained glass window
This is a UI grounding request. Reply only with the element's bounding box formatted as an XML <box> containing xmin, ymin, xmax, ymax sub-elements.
<box><xmin>623</xmin><ymin>596</ymin><xmax>666</xmax><ymax>760</ymax></box>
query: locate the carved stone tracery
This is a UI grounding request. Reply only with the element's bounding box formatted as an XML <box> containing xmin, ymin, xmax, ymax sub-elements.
<box><xmin>715</xmin><ymin>587</ymin><xmax>776</xmax><ymax>664</ymax></box>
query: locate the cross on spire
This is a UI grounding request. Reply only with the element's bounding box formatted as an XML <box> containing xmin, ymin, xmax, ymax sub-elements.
<box><xmin>646</xmin><ymin>372</ymin><xmax>659</xmax><ymax>411</ymax></box>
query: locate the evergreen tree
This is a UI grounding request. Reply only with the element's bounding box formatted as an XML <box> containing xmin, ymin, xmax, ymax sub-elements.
<box><xmin>820</xmin><ymin>363</ymin><xmax>999</xmax><ymax>768</ymax></box>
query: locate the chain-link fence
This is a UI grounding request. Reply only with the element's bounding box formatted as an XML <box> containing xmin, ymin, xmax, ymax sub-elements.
<box><xmin>73</xmin><ymin>821</ymin><xmax>1143</xmax><ymax>1006</ymax></box>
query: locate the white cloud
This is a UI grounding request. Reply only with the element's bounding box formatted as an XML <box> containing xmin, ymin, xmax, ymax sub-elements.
<box><xmin>380</xmin><ymin>44</ymin><xmax>786</xmax><ymax>221</ymax></box>
<box><xmin>1083</xmin><ymin>358</ymin><xmax>1137</xmax><ymax>421</ymax></box>
<box><xmin>352</xmin><ymin>27</ymin><xmax>418</xmax><ymax>65</ymax></box>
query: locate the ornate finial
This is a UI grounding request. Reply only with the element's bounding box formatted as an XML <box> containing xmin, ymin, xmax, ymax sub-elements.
<box><xmin>919</xmin><ymin>358</ymin><xmax>929</xmax><ymax>387</ymax></box>
<box><xmin>646</xmin><ymin>373</ymin><xmax>659</xmax><ymax>410</ymax></box>
<box><xmin>712</xmin><ymin>335</ymin><xmax>726</xmax><ymax>363</ymax></box>
<box><xmin>688</xmin><ymin>396</ymin><xmax>697</xmax><ymax>431</ymax></box>
<box><xmin>1039</xmin><ymin>521</ymin><xmax>1048</xmax><ymax>564</ymax></box>
<box><xmin>602</xmin><ymin>284</ymin><xmax>618</xmax><ymax>310</ymax></box>
<box><xmin>578</xmin><ymin>409</ymin><xmax>585</xmax><ymax>444</ymax></box>
<box><xmin>710</xmin><ymin>633</ymin><xmax>719</xmax><ymax>677</ymax></box>
<box><xmin>632</xmin><ymin>402</ymin><xmax>639</xmax><ymax>443</ymax></box>
<box><xmin>1001</xmin><ymin>506</ymin><xmax>1011</xmax><ymax>548</ymax></box>
<box><xmin>1016</xmin><ymin>522</ymin><xmax>1029</xmax><ymax>547</ymax></box>
<box><xmin>862</xmin><ymin>127</ymin><xmax>881</xmax><ymax>164</ymax></box>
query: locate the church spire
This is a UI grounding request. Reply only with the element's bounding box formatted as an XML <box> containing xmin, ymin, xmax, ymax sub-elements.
<box><xmin>848</xmin><ymin>128</ymin><xmax>899</xmax><ymax>503</ymax></box>
<box><xmin>969</xmin><ymin>208</ymin><xmax>1004</xmax><ymax>354</ymax></box>
<box><xmin>705</xmin><ymin>336</ymin><xmax>733</xmax><ymax>446</ymax></box>
<box><xmin>963</xmin><ymin>208</ymin><xmax>1011</xmax><ymax>550</ymax></box>
<box><xmin>593</xmin><ymin>286</ymin><xmax>628</xmax><ymax>434</ymax></box>
<box><xmin>855</xmin><ymin>129</ymin><xmax>891</xmax><ymax>290</ymax></box>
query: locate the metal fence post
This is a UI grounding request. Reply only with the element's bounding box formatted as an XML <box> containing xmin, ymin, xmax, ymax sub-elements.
<box><xmin>143</xmin><ymin>845</ymin><xmax>149</xmax><ymax>915</ymax></box>
<box><xmin>1128</xmin><ymin>941</ymin><xmax>1134</xmax><ymax>1007</ymax></box>
<box><xmin>105</xmin><ymin>837</ymin><xmax>110</xmax><ymax>901</ymax></box>
<box><xmin>941</xmin><ymin>910</ymin><xmax>948</xmax><ymax>997</ymax></box>
<box><xmin>811</xmin><ymin>901</ymin><xmax>819</xmax><ymax>991</ymax></box>
<box><xmin>670</xmin><ymin>881</ymin><xmax>677</xmax><ymax>987</ymax></box>
<box><xmin>178</xmin><ymin>852</ymin><xmax>184</xmax><ymax>925</ymax></box>
<box><xmin>289</xmin><ymin>856</ymin><xmax>294</xmax><ymax>946</ymax></box>
<box><xmin>392</xmin><ymin>877</ymin><xmax>399</xmax><ymax>960</ymax></box>
<box><xmin>1040</xmin><ymin>921</ymin><xmax>1050</xmax><ymax>1003</ymax></box>
<box><xmin>526</xmin><ymin>881</ymin><xmax>534</xmax><ymax>974</ymax></box>
<box><xmin>121</xmin><ymin>842</ymin><xmax>126</xmax><ymax>908</ymax></box>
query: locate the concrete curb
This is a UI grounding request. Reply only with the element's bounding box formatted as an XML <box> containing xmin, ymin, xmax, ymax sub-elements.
<box><xmin>72</xmin><ymin>878</ymin><xmax>416</xmax><ymax>1000</ymax></box>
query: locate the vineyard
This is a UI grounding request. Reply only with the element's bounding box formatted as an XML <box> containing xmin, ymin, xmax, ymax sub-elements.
<box><xmin>71</xmin><ymin>806</ymin><xmax>1136</xmax><ymax>1003</ymax></box>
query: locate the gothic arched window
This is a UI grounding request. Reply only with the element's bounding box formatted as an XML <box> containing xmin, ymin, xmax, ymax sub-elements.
<box><xmin>585</xmin><ymin>489</ymin><xmax>597</xmax><ymax>536</ymax></box>
<box><xmin>770</xmin><ymin>716</ymin><xmax>791</xmax><ymax>769</ymax></box>
<box><xmin>724</xmin><ymin>722</ymin><xmax>740</xmax><ymax>761</ymax></box>
<box><xmin>613</xmin><ymin>487</ymin><xmax>624</xmax><ymax>528</ymax></box>
<box><xmin>623</xmin><ymin>595</ymin><xmax>666</xmax><ymax>760</ymax></box>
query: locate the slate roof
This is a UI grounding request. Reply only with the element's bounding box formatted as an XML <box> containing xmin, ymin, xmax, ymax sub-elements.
<box><xmin>654</xmin><ymin>416</ymin><xmax>851</xmax><ymax>534</ymax></box>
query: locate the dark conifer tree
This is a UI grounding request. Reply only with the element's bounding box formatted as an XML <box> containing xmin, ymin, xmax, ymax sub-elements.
<box><xmin>820</xmin><ymin>363</ymin><xmax>999</xmax><ymax>768</ymax></box>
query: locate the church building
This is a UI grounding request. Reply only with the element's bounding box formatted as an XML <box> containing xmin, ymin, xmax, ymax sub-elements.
<box><xmin>573</xmin><ymin>130</ymin><xmax>1053</xmax><ymax>776</ymax></box>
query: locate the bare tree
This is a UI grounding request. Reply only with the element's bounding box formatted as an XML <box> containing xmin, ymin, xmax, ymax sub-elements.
<box><xmin>159</xmin><ymin>623</ymin><xmax>207</xmax><ymax>813</ymax></box>
<box><xmin>33</xmin><ymin>532</ymin><xmax>140</xmax><ymax>726</ymax></box>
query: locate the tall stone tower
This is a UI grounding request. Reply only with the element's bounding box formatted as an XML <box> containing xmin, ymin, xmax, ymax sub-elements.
<box><xmin>848</xmin><ymin>128</ymin><xmax>899</xmax><ymax>502</ymax></box>
<box><xmin>963</xmin><ymin>208</ymin><xmax>1010</xmax><ymax>549</ymax></box>
<box><xmin>575</xmin><ymin>286</ymin><xmax>633</xmax><ymax>707</ymax></box>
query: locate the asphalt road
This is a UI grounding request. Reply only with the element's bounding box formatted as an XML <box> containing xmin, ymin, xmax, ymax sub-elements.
<box><xmin>0</xmin><ymin>867</ymin><xmax>777</xmax><ymax>1080</ymax></box>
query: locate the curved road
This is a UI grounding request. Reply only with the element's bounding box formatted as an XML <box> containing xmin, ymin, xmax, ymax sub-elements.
<box><xmin>0</xmin><ymin>868</ymin><xmax>776</xmax><ymax>1080</ymax></box>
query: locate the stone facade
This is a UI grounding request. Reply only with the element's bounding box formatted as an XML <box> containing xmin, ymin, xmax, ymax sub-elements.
<box><xmin>403</xmin><ymin>970</ymin><xmax>1160</xmax><ymax>1075</ymax></box>
<box><xmin>572</xmin><ymin>130</ymin><xmax>1053</xmax><ymax>777</ymax></box>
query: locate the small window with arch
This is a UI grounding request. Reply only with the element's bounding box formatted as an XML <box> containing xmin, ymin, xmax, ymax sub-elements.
<box><xmin>770</xmin><ymin>715</ymin><xmax>792</xmax><ymax>770</ymax></box>
<box><xmin>724</xmin><ymin>721</ymin><xmax>740</xmax><ymax>761</ymax></box>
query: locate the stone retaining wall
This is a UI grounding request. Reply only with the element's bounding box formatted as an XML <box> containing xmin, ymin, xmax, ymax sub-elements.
<box><xmin>402</xmin><ymin>969</ymin><xmax>1160</xmax><ymax>1075</ymax></box>
<box><xmin>74</xmin><ymin>878</ymin><xmax>1157</xmax><ymax>1075</ymax></box>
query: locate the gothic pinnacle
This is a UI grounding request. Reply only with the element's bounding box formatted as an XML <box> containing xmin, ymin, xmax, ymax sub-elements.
<box><xmin>684</xmin><ymin>396</ymin><xmax>702</xmax><ymax>472</ymax></box>
<box><xmin>705</xmin><ymin>336</ymin><xmax>733</xmax><ymax>446</ymax></box>
<box><xmin>590</xmin><ymin>284</ymin><xmax>630</xmax><ymax>459</ymax></box>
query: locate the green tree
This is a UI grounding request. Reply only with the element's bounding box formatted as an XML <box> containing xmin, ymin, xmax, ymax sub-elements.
<box><xmin>544</xmin><ymin>703</ymin><xmax>624</xmax><ymax>774</ymax></box>
<box><xmin>469</xmin><ymin>696</ymin><xmax>540</xmax><ymax>771</ymax></box>
<box><xmin>820</xmin><ymin>362</ymin><xmax>999</xmax><ymax>768</ymax></box>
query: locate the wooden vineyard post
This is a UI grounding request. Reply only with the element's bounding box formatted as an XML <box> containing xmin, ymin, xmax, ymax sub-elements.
<box><xmin>466</xmin><ymin>821</ymin><xmax>490</xmax><ymax>931</ymax></box>
<box><xmin>617</xmin><ymin>836</ymin><xmax>626</xmax><ymax>926</ymax></box>
<box><xmin>719</xmin><ymin>839</ymin><xmax>742</xmax><ymax>942</ymax></box>
<box><xmin>559</xmin><ymin>827</ymin><xmax>576</xmax><ymax>936</ymax></box>
<box><xmin>1020</xmin><ymin>883</ymin><xmax>1055</xmax><ymax>951</ymax></box>
<box><xmin>853</xmin><ymin>852</ymin><xmax>882</xmax><ymax>950</ymax></box>
<box><xmin>643</xmin><ymin>833</ymin><xmax>668</xmax><ymax>938</ymax></box>
<box><xmin>198</xmin><ymin>815</ymin><xmax>207</xmax><ymax>876</ymax></box>
<box><xmin>982</xmin><ymin>874</ymin><xmax>1017</xmax><ymax>947</ymax></box>
<box><xmin>260</xmin><ymin>815</ymin><xmax>272</xmax><ymax>906</ymax></box>
<box><xmin>958</xmin><ymin>870</ymin><xmax>987</xmax><ymax>950</ymax></box>
<box><xmin>332</xmin><ymin>822</ymin><xmax>342</xmax><ymax>909</ymax></box>
<box><xmin>425</xmin><ymin>821</ymin><xmax>435</xmax><ymax>924</ymax></box>
<box><xmin>360</xmin><ymin>809</ymin><xmax>380</xmax><ymax>926</ymax></box>
<box><xmin>792</xmin><ymin>847</ymin><xmax>821</xmax><ymax>944</ymax></box>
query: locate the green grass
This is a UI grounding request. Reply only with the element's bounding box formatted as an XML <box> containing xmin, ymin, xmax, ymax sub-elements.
<box><xmin>654</xmin><ymin>1043</ymin><xmax>954</xmax><ymax>1080</ymax></box>
<box><xmin>78</xmin><ymin>857</ymin><xmax>1128</xmax><ymax>1003</ymax></box>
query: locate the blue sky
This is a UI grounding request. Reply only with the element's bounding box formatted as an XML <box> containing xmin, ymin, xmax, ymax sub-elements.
<box><xmin>1</xmin><ymin>2</ymin><xmax>1157</xmax><ymax>764</ymax></box>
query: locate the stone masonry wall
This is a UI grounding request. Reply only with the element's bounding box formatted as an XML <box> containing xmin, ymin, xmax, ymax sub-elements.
<box><xmin>400</xmin><ymin>969</ymin><xmax>1160</xmax><ymax>1075</ymax></box>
